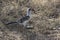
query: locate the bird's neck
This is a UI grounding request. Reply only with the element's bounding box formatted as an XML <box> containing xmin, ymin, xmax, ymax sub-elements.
<box><xmin>26</xmin><ymin>10</ymin><xmax>31</xmax><ymax>17</ymax></box>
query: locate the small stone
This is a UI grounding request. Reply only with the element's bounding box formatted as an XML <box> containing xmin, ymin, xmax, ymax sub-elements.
<box><xmin>53</xmin><ymin>28</ymin><xmax>56</xmax><ymax>30</ymax></box>
<box><xmin>26</xmin><ymin>26</ymin><xmax>34</xmax><ymax>29</ymax></box>
<box><xmin>57</xmin><ymin>28</ymin><xmax>60</xmax><ymax>30</ymax></box>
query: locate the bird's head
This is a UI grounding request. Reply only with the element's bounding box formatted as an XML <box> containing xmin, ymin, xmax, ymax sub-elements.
<box><xmin>27</xmin><ymin>8</ymin><xmax>31</xmax><ymax>11</ymax></box>
<box><xmin>28</xmin><ymin>8</ymin><xmax>35</xmax><ymax>11</ymax></box>
<box><xmin>26</xmin><ymin>8</ymin><xmax>36</xmax><ymax>16</ymax></box>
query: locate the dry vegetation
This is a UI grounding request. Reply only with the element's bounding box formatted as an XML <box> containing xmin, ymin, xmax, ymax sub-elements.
<box><xmin>0</xmin><ymin>0</ymin><xmax>60</xmax><ymax>40</ymax></box>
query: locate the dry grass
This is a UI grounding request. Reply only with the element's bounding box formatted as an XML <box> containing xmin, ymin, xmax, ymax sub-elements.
<box><xmin>0</xmin><ymin>0</ymin><xmax>60</xmax><ymax>40</ymax></box>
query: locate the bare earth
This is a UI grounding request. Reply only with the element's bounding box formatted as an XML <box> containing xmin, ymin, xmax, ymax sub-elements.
<box><xmin>0</xmin><ymin>0</ymin><xmax>60</xmax><ymax>40</ymax></box>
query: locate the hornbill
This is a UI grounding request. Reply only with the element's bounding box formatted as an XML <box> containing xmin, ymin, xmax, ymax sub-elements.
<box><xmin>4</xmin><ymin>8</ymin><xmax>33</xmax><ymax>28</ymax></box>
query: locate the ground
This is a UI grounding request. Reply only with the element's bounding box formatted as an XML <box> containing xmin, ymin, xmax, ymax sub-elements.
<box><xmin>0</xmin><ymin>0</ymin><xmax>60</xmax><ymax>40</ymax></box>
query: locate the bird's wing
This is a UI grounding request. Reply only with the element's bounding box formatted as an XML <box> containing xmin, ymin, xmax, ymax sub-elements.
<box><xmin>17</xmin><ymin>16</ymin><xmax>30</xmax><ymax>23</ymax></box>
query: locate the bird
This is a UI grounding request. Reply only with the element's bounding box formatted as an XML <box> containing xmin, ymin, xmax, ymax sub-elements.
<box><xmin>17</xmin><ymin>8</ymin><xmax>31</xmax><ymax>27</ymax></box>
<box><xmin>2</xmin><ymin>8</ymin><xmax>34</xmax><ymax>29</ymax></box>
<box><xmin>5</xmin><ymin>8</ymin><xmax>31</xmax><ymax>27</ymax></box>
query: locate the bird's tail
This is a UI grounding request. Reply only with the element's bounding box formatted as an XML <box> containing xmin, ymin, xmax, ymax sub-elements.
<box><xmin>5</xmin><ymin>22</ymin><xmax>17</xmax><ymax>25</ymax></box>
<box><xmin>26</xmin><ymin>8</ymin><xmax>31</xmax><ymax>17</ymax></box>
